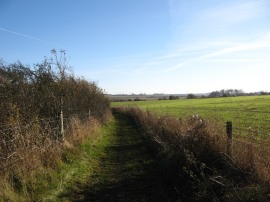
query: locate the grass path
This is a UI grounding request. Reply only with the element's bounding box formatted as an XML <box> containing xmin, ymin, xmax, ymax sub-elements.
<box><xmin>60</xmin><ymin>113</ymin><xmax>170</xmax><ymax>201</ymax></box>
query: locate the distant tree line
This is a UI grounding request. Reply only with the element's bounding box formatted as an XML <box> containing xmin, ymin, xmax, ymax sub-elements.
<box><xmin>185</xmin><ymin>89</ymin><xmax>270</xmax><ymax>100</ymax></box>
<box><xmin>208</xmin><ymin>89</ymin><xmax>244</xmax><ymax>98</ymax></box>
<box><xmin>208</xmin><ymin>89</ymin><xmax>270</xmax><ymax>98</ymax></box>
<box><xmin>0</xmin><ymin>50</ymin><xmax>110</xmax><ymax>130</ymax></box>
<box><xmin>157</xmin><ymin>95</ymin><xmax>180</xmax><ymax>100</ymax></box>
<box><xmin>128</xmin><ymin>98</ymin><xmax>146</xmax><ymax>101</ymax></box>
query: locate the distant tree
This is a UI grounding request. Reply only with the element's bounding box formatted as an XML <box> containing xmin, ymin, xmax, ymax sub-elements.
<box><xmin>169</xmin><ymin>95</ymin><xmax>179</xmax><ymax>100</ymax></box>
<box><xmin>234</xmin><ymin>89</ymin><xmax>245</xmax><ymax>96</ymax></box>
<box><xmin>260</xmin><ymin>91</ymin><xmax>268</xmax><ymax>95</ymax></box>
<box><xmin>209</xmin><ymin>91</ymin><xmax>220</xmax><ymax>98</ymax></box>
<box><xmin>158</xmin><ymin>96</ymin><xmax>167</xmax><ymax>100</ymax></box>
<box><xmin>187</xmin><ymin>94</ymin><xmax>197</xmax><ymax>99</ymax></box>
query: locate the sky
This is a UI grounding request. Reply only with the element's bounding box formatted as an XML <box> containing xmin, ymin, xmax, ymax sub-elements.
<box><xmin>0</xmin><ymin>0</ymin><xmax>270</xmax><ymax>94</ymax></box>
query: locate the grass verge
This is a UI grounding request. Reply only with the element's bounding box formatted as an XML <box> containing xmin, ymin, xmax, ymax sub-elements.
<box><xmin>0</xmin><ymin>117</ymin><xmax>115</xmax><ymax>201</ymax></box>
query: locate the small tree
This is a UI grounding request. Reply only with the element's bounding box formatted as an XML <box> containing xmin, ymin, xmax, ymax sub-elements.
<box><xmin>187</xmin><ymin>94</ymin><xmax>196</xmax><ymax>99</ymax></box>
<box><xmin>169</xmin><ymin>95</ymin><xmax>179</xmax><ymax>100</ymax></box>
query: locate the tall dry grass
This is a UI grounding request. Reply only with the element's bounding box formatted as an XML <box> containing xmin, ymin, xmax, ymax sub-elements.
<box><xmin>114</xmin><ymin>107</ymin><xmax>270</xmax><ymax>201</ymax></box>
<box><xmin>0</xmin><ymin>111</ymin><xmax>111</xmax><ymax>200</ymax></box>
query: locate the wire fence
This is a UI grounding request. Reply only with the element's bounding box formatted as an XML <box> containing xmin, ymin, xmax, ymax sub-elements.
<box><xmin>0</xmin><ymin>111</ymin><xmax>94</xmax><ymax>167</ymax></box>
<box><xmin>0</xmin><ymin>112</ymin><xmax>92</xmax><ymax>147</ymax></box>
<box><xmin>145</xmin><ymin>106</ymin><xmax>270</xmax><ymax>138</ymax></box>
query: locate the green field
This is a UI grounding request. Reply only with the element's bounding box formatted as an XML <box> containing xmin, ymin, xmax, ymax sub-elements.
<box><xmin>112</xmin><ymin>95</ymin><xmax>270</xmax><ymax>138</ymax></box>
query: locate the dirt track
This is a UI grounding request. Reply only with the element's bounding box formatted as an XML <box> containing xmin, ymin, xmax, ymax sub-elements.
<box><xmin>63</xmin><ymin>113</ymin><xmax>171</xmax><ymax>202</ymax></box>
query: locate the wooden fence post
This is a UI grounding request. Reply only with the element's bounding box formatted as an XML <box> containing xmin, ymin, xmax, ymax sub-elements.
<box><xmin>60</xmin><ymin>110</ymin><xmax>64</xmax><ymax>141</ymax></box>
<box><xmin>89</xmin><ymin>109</ymin><xmax>91</xmax><ymax>120</ymax></box>
<box><xmin>226</xmin><ymin>121</ymin><xmax>232</xmax><ymax>157</ymax></box>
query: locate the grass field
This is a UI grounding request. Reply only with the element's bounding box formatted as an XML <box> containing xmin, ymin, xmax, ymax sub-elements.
<box><xmin>112</xmin><ymin>95</ymin><xmax>270</xmax><ymax>139</ymax></box>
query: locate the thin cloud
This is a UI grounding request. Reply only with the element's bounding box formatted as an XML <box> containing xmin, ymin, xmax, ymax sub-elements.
<box><xmin>200</xmin><ymin>35</ymin><xmax>270</xmax><ymax>59</ymax></box>
<box><xmin>158</xmin><ymin>33</ymin><xmax>270</xmax><ymax>73</ymax></box>
<box><xmin>0</xmin><ymin>27</ymin><xmax>64</xmax><ymax>47</ymax></box>
<box><xmin>0</xmin><ymin>27</ymin><xmax>98</xmax><ymax>57</ymax></box>
<box><xmin>103</xmin><ymin>33</ymin><xmax>270</xmax><ymax>75</ymax></box>
<box><xmin>207</xmin><ymin>59</ymin><xmax>270</xmax><ymax>63</ymax></box>
<box><xmin>201</xmin><ymin>1</ymin><xmax>268</xmax><ymax>24</ymax></box>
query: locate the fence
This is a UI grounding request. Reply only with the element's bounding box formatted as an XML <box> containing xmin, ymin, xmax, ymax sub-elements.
<box><xmin>147</xmin><ymin>106</ymin><xmax>270</xmax><ymax>138</ymax></box>
<box><xmin>0</xmin><ymin>111</ymin><xmax>92</xmax><ymax>164</ymax></box>
<box><xmin>0</xmin><ymin>112</ymin><xmax>96</xmax><ymax>175</ymax></box>
<box><xmin>0</xmin><ymin>110</ymin><xmax>92</xmax><ymax>135</ymax></box>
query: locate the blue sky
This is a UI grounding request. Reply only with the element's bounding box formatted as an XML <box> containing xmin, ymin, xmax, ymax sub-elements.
<box><xmin>0</xmin><ymin>0</ymin><xmax>270</xmax><ymax>94</ymax></box>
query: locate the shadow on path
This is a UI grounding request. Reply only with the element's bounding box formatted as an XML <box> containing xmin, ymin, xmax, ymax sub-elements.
<box><xmin>62</xmin><ymin>113</ymin><xmax>171</xmax><ymax>201</ymax></box>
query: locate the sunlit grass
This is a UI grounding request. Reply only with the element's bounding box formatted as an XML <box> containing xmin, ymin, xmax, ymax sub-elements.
<box><xmin>112</xmin><ymin>95</ymin><xmax>270</xmax><ymax>139</ymax></box>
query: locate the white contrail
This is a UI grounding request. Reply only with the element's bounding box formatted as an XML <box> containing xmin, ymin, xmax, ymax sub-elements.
<box><xmin>0</xmin><ymin>27</ymin><xmax>64</xmax><ymax>47</ymax></box>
